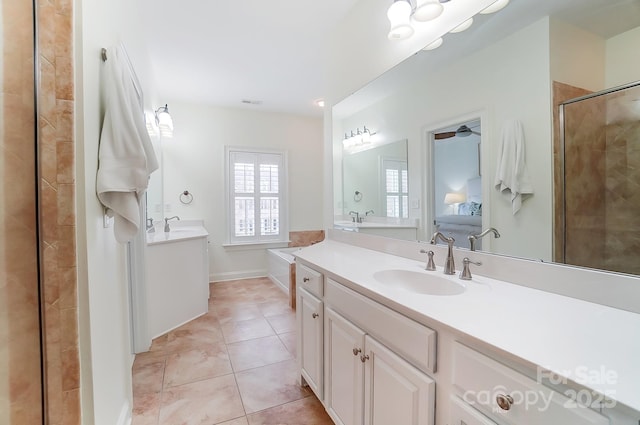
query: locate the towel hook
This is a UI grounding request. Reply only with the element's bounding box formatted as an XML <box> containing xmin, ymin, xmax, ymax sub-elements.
<box><xmin>101</xmin><ymin>48</ymin><xmax>108</xmax><ymax>62</ymax></box>
<box><xmin>179</xmin><ymin>190</ymin><xmax>194</xmax><ymax>205</ymax></box>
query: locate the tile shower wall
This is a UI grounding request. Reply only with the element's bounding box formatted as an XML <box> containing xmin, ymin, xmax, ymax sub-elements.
<box><xmin>560</xmin><ymin>82</ymin><xmax>640</xmax><ymax>276</ymax></box>
<box><xmin>39</xmin><ymin>0</ymin><xmax>81</xmax><ymax>422</ymax></box>
<box><xmin>1</xmin><ymin>0</ymin><xmax>43</xmax><ymax>423</ymax></box>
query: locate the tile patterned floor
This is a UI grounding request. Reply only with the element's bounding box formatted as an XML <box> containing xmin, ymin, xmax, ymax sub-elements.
<box><xmin>132</xmin><ymin>277</ymin><xmax>333</xmax><ymax>425</ymax></box>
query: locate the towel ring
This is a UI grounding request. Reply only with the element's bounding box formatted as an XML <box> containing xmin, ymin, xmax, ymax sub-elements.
<box><xmin>179</xmin><ymin>190</ymin><xmax>194</xmax><ymax>205</ymax></box>
<box><xmin>354</xmin><ymin>191</ymin><xmax>363</xmax><ymax>202</ymax></box>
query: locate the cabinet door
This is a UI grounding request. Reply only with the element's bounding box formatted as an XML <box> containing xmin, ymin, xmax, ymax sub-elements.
<box><xmin>364</xmin><ymin>336</ymin><xmax>435</xmax><ymax>425</ymax></box>
<box><xmin>298</xmin><ymin>288</ymin><xmax>323</xmax><ymax>398</ymax></box>
<box><xmin>325</xmin><ymin>308</ymin><xmax>366</xmax><ymax>425</ymax></box>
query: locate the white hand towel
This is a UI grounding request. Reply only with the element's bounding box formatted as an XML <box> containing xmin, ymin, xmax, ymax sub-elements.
<box><xmin>97</xmin><ymin>46</ymin><xmax>159</xmax><ymax>243</ymax></box>
<box><xmin>494</xmin><ymin>120</ymin><xmax>533</xmax><ymax>215</ymax></box>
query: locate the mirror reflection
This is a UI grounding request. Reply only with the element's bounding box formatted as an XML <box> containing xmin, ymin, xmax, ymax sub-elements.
<box><xmin>333</xmin><ymin>0</ymin><xmax>640</xmax><ymax>275</ymax></box>
<box><xmin>432</xmin><ymin>120</ymin><xmax>485</xmax><ymax>250</ymax></box>
<box><xmin>342</xmin><ymin>139</ymin><xmax>408</xmax><ymax>220</ymax></box>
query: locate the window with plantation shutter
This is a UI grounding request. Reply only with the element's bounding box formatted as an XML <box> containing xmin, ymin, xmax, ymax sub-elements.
<box><xmin>226</xmin><ymin>147</ymin><xmax>288</xmax><ymax>244</ymax></box>
<box><xmin>383</xmin><ymin>158</ymin><xmax>408</xmax><ymax>218</ymax></box>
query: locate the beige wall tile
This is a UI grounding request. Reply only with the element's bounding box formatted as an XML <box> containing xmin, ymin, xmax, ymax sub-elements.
<box><xmin>57</xmin><ymin>183</ymin><xmax>75</xmax><ymax>225</ymax></box>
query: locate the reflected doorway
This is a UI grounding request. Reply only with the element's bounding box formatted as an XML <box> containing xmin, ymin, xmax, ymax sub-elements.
<box><xmin>429</xmin><ymin>119</ymin><xmax>483</xmax><ymax>249</ymax></box>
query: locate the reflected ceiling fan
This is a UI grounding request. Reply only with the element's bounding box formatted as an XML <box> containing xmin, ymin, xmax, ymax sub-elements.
<box><xmin>434</xmin><ymin>124</ymin><xmax>481</xmax><ymax>140</ymax></box>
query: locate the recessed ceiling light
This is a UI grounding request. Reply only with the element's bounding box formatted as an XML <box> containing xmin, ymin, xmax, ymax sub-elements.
<box><xmin>315</xmin><ymin>99</ymin><xmax>325</xmax><ymax>108</ymax></box>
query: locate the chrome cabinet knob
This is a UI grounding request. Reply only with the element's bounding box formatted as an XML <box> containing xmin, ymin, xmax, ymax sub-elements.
<box><xmin>353</xmin><ymin>348</ymin><xmax>361</xmax><ymax>356</ymax></box>
<box><xmin>496</xmin><ymin>394</ymin><xmax>514</xmax><ymax>411</ymax></box>
<box><xmin>312</xmin><ymin>312</ymin><xmax>319</xmax><ymax>318</ymax></box>
<box><xmin>303</xmin><ymin>277</ymin><xmax>310</xmax><ymax>282</ymax></box>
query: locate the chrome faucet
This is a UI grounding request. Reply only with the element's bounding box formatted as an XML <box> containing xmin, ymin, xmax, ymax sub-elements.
<box><xmin>468</xmin><ymin>227</ymin><xmax>501</xmax><ymax>251</ymax></box>
<box><xmin>430</xmin><ymin>231</ymin><xmax>456</xmax><ymax>275</ymax></box>
<box><xmin>164</xmin><ymin>216</ymin><xmax>180</xmax><ymax>232</ymax></box>
<box><xmin>146</xmin><ymin>218</ymin><xmax>155</xmax><ymax>233</ymax></box>
<box><xmin>349</xmin><ymin>211</ymin><xmax>362</xmax><ymax>223</ymax></box>
<box><xmin>365</xmin><ymin>210</ymin><xmax>374</xmax><ymax>216</ymax></box>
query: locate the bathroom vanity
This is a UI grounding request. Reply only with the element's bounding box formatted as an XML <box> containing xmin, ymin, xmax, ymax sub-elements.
<box><xmin>295</xmin><ymin>230</ymin><xmax>640</xmax><ymax>425</ymax></box>
<box><xmin>146</xmin><ymin>222</ymin><xmax>209</xmax><ymax>338</ymax></box>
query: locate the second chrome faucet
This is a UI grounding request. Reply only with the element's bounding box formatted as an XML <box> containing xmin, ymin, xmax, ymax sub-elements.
<box><xmin>430</xmin><ymin>231</ymin><xmax>456</xmax><ymax>275</ymax></box>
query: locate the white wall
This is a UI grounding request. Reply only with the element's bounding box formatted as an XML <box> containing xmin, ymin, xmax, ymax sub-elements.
<box><xmin>332</xmin><ymin>18</ymin><xmax>553</xmax><ymax>260</ymax></box>
<box><xmin>160</xmin><ymin>101</ymin><xmax>323</xmax><ymax>281</ymax></box>
<box><xmin>606</xmin><ymin>26</ymin><xmax>640</xmax><ymax>87</ymax></box>
<box><xmin>75</xmin><ymin>0</ymin><xmax>156</xmax><ymax>423</ymax></box>
<box><xmin>549</xmin><ymin>18</ymin><xmax>606</xmax><ymax>92</ymax></box>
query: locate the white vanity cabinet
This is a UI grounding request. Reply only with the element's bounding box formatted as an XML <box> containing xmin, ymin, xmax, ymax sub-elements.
<box><xmin>296</xmin><ymin>263</ymin><xmax>324</xmax><ymax>399</ymax></box>
<box><xmin>323</xmin><ymin>279</ymin><xmax>436</xmax><ymax>425</ymax></box>
<box><xmin>325</xmin><ymin>308</ymin><xmax>365</xmax><ymax>425</ymax></box>
<box><xmin>452</xmin><ymin>343</ymin><xmax>610</xmax><ymax>425</ymax></box>
<box><xmin>293</xmin><ymin>238</ymin><xmax>640</xmax><ymax>425</ymax></box>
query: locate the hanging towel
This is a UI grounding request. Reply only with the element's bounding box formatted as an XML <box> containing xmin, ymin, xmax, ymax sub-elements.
<box><xmin>494</xmin><ymin>120</ymin><xmax>533</xmax><ymax>215</ymax></box>
<box><xmin>97</xmin><ymin>45</ymin><xmax>159</xmax><ymax>243</ymax></box>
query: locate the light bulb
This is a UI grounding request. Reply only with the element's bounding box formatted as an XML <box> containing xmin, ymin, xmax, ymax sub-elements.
<box><xmin>362</xmin><ymin>127</ymin><xmax>371</xmax><ymax>144</ymax></box>
<box><xmin>387</xmin><ymin>0</ymin><xmax>414</xmax><ymax>40</ymax></box>
<box><xmin>423</xmin><ymin>37</ymin><xmax>443</xmax><ymax>51</ymax></box>
<box><xmin>450</xmin><ymin>18</ymin><xmax>473</xmax><ymax>33</ymax></box>
<box><xmin>413</xmin><ymin>0</ymin><xmax>444</xmax><ymax>22</ymax></box>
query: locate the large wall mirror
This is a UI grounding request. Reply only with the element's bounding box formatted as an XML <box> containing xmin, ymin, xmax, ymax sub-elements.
<box><xmin>333</xmin><ymin>0</ymin><xmax>640</xmax><ymax>276</ymax></box>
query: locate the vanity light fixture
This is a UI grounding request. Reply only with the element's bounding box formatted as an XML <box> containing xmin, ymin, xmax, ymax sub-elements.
<box><xmin>343</xmin><ymin>126</ymin><xmax>375</xmax><ymax>149</ymax></box>
<box><xmin>388</xmin><ymin>0</ymin><xmax>448</xmax><ymax>40</ymax></box>
<box><xmin>387</xmin><ymin>0</ymin><xmax>510</xmax><ymax>49</ymax></box>
<box><xmin>155</xmin><ymin>104</ymin><xmax>174</xmax><ymax>138</ymax></box>
<box><xmin>413</xmin><ymin>0</ymin><xmax>444</xmax><ymax>22</ymax></box>
<box><xmin>387</xmin><ymin>0</ymin><xmax>415</xmax><ymax>40</ymax></box>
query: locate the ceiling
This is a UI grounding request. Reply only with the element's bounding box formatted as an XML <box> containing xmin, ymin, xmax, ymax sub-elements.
<box><xmin>141</xmin><ymin>0</ymin><xmax>640</xmax><ymax>118</ymax></box>
<box><xmin>141</xmin><ymin>0</ymin><xmax>359</xmax><ymax>117</ymax></box>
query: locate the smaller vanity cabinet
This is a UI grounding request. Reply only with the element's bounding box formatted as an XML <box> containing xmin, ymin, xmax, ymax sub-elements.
<box><xmin>324</xmin><ymin>278</ymin><xmax>436</xmax><ymax>425</ymax></box>
<box><xmin>452</xmin><ymin>342</ymin><xmax>610</xmax><ymax>425</ymax></box>
<box><xmin>296</xmin><ymin>263</ymin><xmax>324</xmax><ymax>399</ymax></box>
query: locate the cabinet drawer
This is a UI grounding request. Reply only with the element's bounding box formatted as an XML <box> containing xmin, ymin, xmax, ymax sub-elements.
<box><xmin>450</xmin><ymin>395</ymin><xmax>497</xmax><ymax>425</ymax></box>
<box><xmin>297</xmin><ymin>263</ymin><xmax>323</xmax><ymax>298</ymax></box>
<box><xmin>452</xmin><ymin>343</ymin><xmax>609</xmax><ymax>425</ymax></box>
<box><xmin>325</xmin><ymin>278</ymin><xmax>436</xmax><ymax>374</ymax></box>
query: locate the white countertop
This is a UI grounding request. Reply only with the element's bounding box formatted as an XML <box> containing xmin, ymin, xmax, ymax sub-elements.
<box><xmin>334</xmin><ymin>220</ymin><xmax>418</xmax><ymax>229</ymax></box>
<box><xmin>146</xmin><ymin>225</ymin><xmax>209</xmax><ymax>246</ymax></box>
<box><xmin>294</xmin><ymin>239</ymin><xmax>640</xmax><ymax>413</ymax></box>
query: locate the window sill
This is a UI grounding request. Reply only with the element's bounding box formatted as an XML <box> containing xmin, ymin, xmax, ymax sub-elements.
<box><xmin>222</xmin><ymin>241</ymin><xmax>291</xmax><ymax>251</ymax></box>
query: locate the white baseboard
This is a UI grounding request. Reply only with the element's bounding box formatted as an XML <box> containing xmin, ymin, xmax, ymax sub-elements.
<box><xmin>117</xmin><ymin>400</ymin><xmax>132</xmax><ymax>425</ymax></box>
<box><xmin>210</xmin><ymin>268</ymin><xmax>267</xmax><ymax>283</ymax></box>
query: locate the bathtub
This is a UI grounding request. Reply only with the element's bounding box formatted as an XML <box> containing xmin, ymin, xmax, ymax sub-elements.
<box><xmin>267</xmin><ymin>247</ymin><xmax>301</xmax><ymax>308</ymax></box>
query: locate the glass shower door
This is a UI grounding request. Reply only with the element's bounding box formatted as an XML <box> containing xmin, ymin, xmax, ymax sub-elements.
<box><xmin>561</xmin><ymin>82</ymin><xmax>640</xmax><ymax>275</ymax></box>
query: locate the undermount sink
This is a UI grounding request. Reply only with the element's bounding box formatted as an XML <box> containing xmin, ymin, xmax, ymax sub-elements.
<box><xmin>373</xmin><ymin>269</ymin><xmax>466</xmax><ymax>296</ymax></box>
